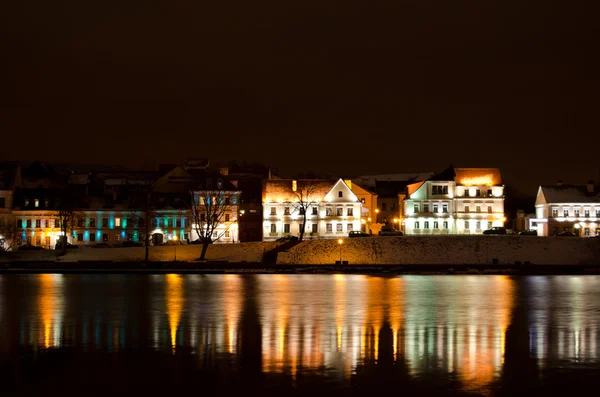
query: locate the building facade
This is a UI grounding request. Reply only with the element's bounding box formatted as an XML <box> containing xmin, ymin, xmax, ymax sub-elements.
<box><xmin>403</xmin><ymin>167</ymin><xmax>505</xmax><ymax>235</ymax></box>
<box><xmin>530</xmin><ymin>182</ymin><xmax>600</xmax><ymax>237</ymax></box>
<box><xmin>263</xmin><ymin>178</ymin><xmax>362</xmax><ymax>241</ymax></box>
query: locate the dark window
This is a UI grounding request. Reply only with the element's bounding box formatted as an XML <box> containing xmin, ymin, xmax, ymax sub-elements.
<box><xmin>347</xmin><ymin>208</ymin><xmax>353</xmax><ymax>216</ymax></box>
<box><xmin>284</xmin><ymin>224</ymin><xmax>290</xmax><ymax>233</ymax></box>
<box><xmin>443</xmin><ymin>186</ymin><xmax>448</xmax><ymax>194</ymax></box>
<box><xmin>299</xmin><ymin>208</ymin><xmax>305</xmax><ymax>215</ymax></box>
<box><xmin>361</xmin><ymin>198</ymin><xmax>366</xmax><ymax>204</ymax></box>
<box><xmin>90</xmin><ymin>218</ymin><xmax>96</xmax><ymax>227</ymax></box>
<box><xmin>102</xmin><ymin>233</ymin><xmax>109</xmax><ymax>242</ymax></box>
<box><xmin>225</xmin><ymin>214</ymin><xmax>230</xmax><ymax>222</ymax></box>
<box><xmin>382</xmin><ymin>203</ymin><xmax>387</xmax><ymax>211</ymax></box>
<box><xmin>90</xmin><ymin>233</ymin><xmax>96</xmax><ymax>242</ymax></box>
<box><xmin>270</xmin><ymin>224</ymin><xmax>276</xmax><ymax>233</ymax></box>
<box><xmin>176</xmin><ymin>219</ymin><xmax>181</xmax><ymax>227</ymax></box>
<box><xmin>103</xmin><ymin>218</ymin><xmax>109</xmax><ymax>227</ymax></box>
<box><xmin>139</xmin><ymin>218</ymin><xmax>145</xmax><ymax>227</ymax></box>
<box><xmin>432</xmin><ymin>186</ymin><xmax>438</xmax><ymax>195</ymax></box>
<box><xmin>77</xmin><ymin>218</ymin><xmax>84</xmax><ymax>227</ymax></box>
<box><xmin>200</xmin><ymin>213</ymin><xmax>206</xmax><ymax>222</ymax></box>
<box><xmin>0</xmin><ymin>198</ymin><xmax>5</xmax><ymax>208</ymax></box>
<box><xmin>35</xmin><ymin>219</ymin><xmax>41</xmax><ymax>228</ymax></box>
<box><xmin>225</xmin><ymin>197</ymin><xmax>231</xmax><ymax>205</ymax></box>
<box><xmin>487</xmin><ymin>189</ymin><xmax>492</xmax><ymax>196</ymax></box>
<box><xmin>476</xmin><ymin>189</ymin><xmax>481</xmax><ymax>197</ymax></box>
<box><xmin>77</xmin><ymin>233</ymin><xmax>83</xmax><ymax>242</ymax></box>
<box><xmin>326</xmin><ymin>208</ymin><xmax>333</xmax><ymax>216</ymax></box>
<box><xmin>312</xmin><ymin>207</ymin><xmax>318</xmax><ymax>215</ymax></box>
<box><xmin>312</xmin><ymin>224</ymin><xmax>318</xmax><ymax>233</ymax></box>
<box><xmin>338</xmin><ymin>191</ymin><xmax>343</xmax><ymax>198</ymax></box>
<box><xmin>26</xmin><ymin>219</ymin><xmax>31</xmax><ymax>228</ymax></box>
<box><xmin>336</xmin><ymin>207</ymin><xmax>343</xmax><ymax>216</ymax></box>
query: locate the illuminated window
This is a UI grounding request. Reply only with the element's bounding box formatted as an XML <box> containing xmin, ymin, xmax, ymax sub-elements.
<box><xmin>35</xmin><ymin>219</ymin><xmax>41</xmax><ymax>228</ymax></box>
<box><xmin>312</xmin><ymin>206</ymin><xmax>318</xmax><ymax>215</ymax></box>
<box><xmin>552</xmin><ymin>209</ymin><xmax>558</xmax><ymax>217</ymax></box>
<box><xmin>424</xmin><ymin>221</ymin><xmax>429</xmax><ymax>229</ymax></box>
<box><xmin>103</xmin><ymin>218</ymin><xmax>109</xmax><ymax>227</ymax></box>
<box><xmin>443</xmin><ymin>221</ymin><xmax>448</xmax><ymax>229</ymax></box>
<box><xmin>326</xmin><ymin>223</ymin><xmax>332</xmax><ymax>232</ymax></box>
<box><xmin>115</xmin><ymin>218</ymin><xmax>121</xmax><ymax>227</ymax></box>
<box><xmin>563</xmin><ymin>209</ymin><xmax>569</xmax><ymax>217</ymax></box>
<box><xmin>443</xmin><ymin>186</ymin><xmax>448</xmax><ymax>194</ymax></box>
<box><xmin>225</xmin><ymin>231</ymin><xmax>230</xmax><ymax>237</ymax></box>
<box><xmin>225</xmin><ymin>214</ymin><xmax>230</xmax><ymax>222</ymax></box>
<box><xmin>338</xmin><ymin>191</ymin><xmax>343</xmax><ymax>198</ymax></box>
<box><xmin>347</xmin><ymin>208</ymin><xmax>353</xmax><ymax>216</ymax></box>
<box><xmin>24</xmin><ymin>198</ymin><xmax>29</xmax><ymax>207</ymax></box>
<box><xmin>424</xmin><ymin>204</ymin><xmax>429</xmax><ymax>213</ymax></box>
<box><xmin>414</xmin><ymin>221</ymin><xmax>420</xmax><ymax>229</ymax></box>
<box><xmin>465</xmin><ymin>206</ymin><xmax>470</xmax><ymax>213</ymax></box>
<box><xmin>347</xmin><ymin>223</ymin><xmax>353</xmax><ymax>231</ymax></box>
<box><xmin>336</xmin><ymin>207</ymin><xmax>343</xmax><ymax>216</ymax></box>
<box><xmin>488</xmin><ymin>221</ymin><xmax>493</xmax><ymax>229</ymax></box>
<box><xmin>476</xmin><ymin>206</ymin><xmax>481</xmax><ymax>213</ymax></box>
<box><xmin>284</xmin><ymin>224</ymin><xmax>290</xmax><ymax>233</ymax></box>
<box><xmin>77</xmin><ymin>233</ymin><xmax>83</xmax><ymax>242</ymax></box>
<box><xmin>34</xmin><ymin>199</ymin><xmax>39</xmax><ymax>208</ymax></box>
<box><xmin>442</xmin><ymin>204</ymin><xmax>448</xmax><ymax>213</ymax></box>
<box><xmin>284</xmin><ymin>207</ymin><xmax>290</xmax><ymax>215</ymax></box>
<box><xmin>414</xmin><ymin>204</ymin><xmax>419</xmax><ymax>213</ymax></box>
<box><xmin>336</xmin><ymin>223</ymin><xmax>343</xmax><ymax>232</ymax></box>
<box><xmin>270</xmin><ymin>224</ymin><xmax>276</xmax><ymax>233</ymax></box>
<box><xmin>433</xmin><ymin>221</ymin><xmax>438</xmax><ymax>229</ymax></box>
<box><xmin>476</xmin><ymin>221</ymin><xmax>481</xmax><ymax>230</ymax></box>
<box><xmin>488</xmin><ymin>206</ymin><xmax>493</xmax><ymax>213</ymax></box>
<box><xmin>433</xmin><ymin>204</ymin><xmax>439</xmax><ymax>213</ymax></box>
<box><xmin>574</xmin><ymin>209</ymin><xmax>580</xmax><ymax>217</ymax></box>
<box><xmin>90</xmin><ymin>233</ymin><xmax>96</xmax><ymax>242</ymax></box>
<box><xmin>465</xmin><ymin>221</ymin><xmax>470</xmax><ymax>229</ymax></box>
<box><xmin>270</xmin><ymin>207</ymin><xmax>276</xmax><ymax>215</ymax></box>
<box><xmin>596</xmin><ymin>210</ymin><xmax>600</xmax><ymax>218</ymax></box>
<box><xmin>361</xmin><ymin>198</ymin><xmax>366</xmax><ymax>204</ymax></box>
<box><xmin>292</xmin><ymin>180</ymin><xmax>297</xmax><ymax>192</ymax></box>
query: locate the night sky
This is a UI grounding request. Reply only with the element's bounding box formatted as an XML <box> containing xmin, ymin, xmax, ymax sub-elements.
<box><xmin>1</xmin><ymin>1</ymin><xmax>598</xmax><ymax>195</ymax></box>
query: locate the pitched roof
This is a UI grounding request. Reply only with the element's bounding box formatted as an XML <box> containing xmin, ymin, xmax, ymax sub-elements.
<box><xmin>264</xmin><ymin>179</ymin><xmax>338</xmax><ymax>202</ymax></box>
<box><xmin>454</xmin><ymin>168</ymin><xmax>502</xmax><ymax>186</ymax></box>
<box><xmin>539</xmin><ymin>185</ymin><xmax>600</xmax><ymax>204</ymax></box>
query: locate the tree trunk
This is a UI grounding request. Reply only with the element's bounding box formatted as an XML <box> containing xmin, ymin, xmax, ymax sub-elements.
<box><xmin>144</xmin><ymin>212</ymin><xmax>150</xmax><ymax>262</ymax></box>
<box><xmin>299</xmin><ymin>211</ymin><xmax>307</xmax><ymax>242</ymax></box>
<box><xmin>200</xmin><ymin>241</ymin><xmax>210</xmax><ymax>261</ymax></box>
<box><xmin>61</xmin><ymin>224</ymin><xmax>67</xmax><ymax>255</ymax></box>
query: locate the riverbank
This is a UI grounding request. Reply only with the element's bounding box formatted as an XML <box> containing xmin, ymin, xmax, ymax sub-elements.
<box><xmin>2</xmin><ymin>262</ymin><xmax>600</xmax><ymax>275</ymax></box>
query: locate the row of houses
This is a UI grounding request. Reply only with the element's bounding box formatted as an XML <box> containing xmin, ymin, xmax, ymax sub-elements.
<box><xmin>1</xmin><ymin>160</ymin><xmax>598</xmax><ymax>250</ymax></box>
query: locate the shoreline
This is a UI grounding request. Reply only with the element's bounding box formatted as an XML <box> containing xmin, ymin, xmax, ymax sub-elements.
<box><xmin>2</xmin><ymin>261</ymin><xmax>600</xmax><ymax>275</ymax></box>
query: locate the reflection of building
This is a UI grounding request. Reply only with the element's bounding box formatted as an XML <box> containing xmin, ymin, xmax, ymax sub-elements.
<box><xmin>262</xmin><ymin>179</ymin><xmax>362</xmax><ymax>240</ymax></box>
<box><xmin>530</xmin><ymin>182</ymin><xmax>600</xmax><ymax>236</ymax></box>
<box><xmin>348</xmin><ymin>181</ymin><xmax>377</xmax><ymax>234</ymax></box>
<box><xmin>404</xmin><ymin>166</ymin><xmax>505</xmax><ymax>235</ymax></box>
<box><xmin>0</xmin><ymin>163</ymin><xmax>22</xmax><ymax>250</ymax></box>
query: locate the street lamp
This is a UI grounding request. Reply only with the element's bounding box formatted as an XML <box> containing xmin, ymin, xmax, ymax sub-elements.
<box><xmin>337</xmin><ymin>238</ymin><xmax>343</xmax><ymax>264</ymax></box>
<box><xmin>393</xmin><ymin>218</ymin><xmax>399</xmax><ymax>230</ymax></box>
<box><xmin>173</xmin><ymin>235</ymin><xmax>177</xmax><ymax>261</ymax></box>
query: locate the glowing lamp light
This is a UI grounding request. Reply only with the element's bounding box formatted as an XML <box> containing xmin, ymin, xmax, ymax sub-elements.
<box><xmin>574</xmin><ymin>224</ymin><xmax>581</xmax><ymax>229</ymax></box>
<box><xmin>375</xmin><ymin>209</ymin><xmax>379</xmax><ymax>213</ymax></box>
<box><xmin>338</xmin><ymin>238</ymin><xmax>343</xmax><ymax>245</ymax></box>
<box><xmin>368</xmin><ymin>217</ymin><xmax>371</xmax><ymax>222</ymax></box>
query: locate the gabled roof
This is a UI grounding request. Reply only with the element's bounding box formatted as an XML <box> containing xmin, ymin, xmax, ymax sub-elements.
<box><xmin>537</xmin><ymin>185</ymin><xmax>600</xmax><ymax>204</ymax></box>
<box><xmin>264</xmin><ymin>179</ymin><xmax>340</xmax><ymax>202</ymax></box>
<box><xmin>455</xmin><ymin>168</ymin><xmax>502</xmax><ymax>186</ymax></box>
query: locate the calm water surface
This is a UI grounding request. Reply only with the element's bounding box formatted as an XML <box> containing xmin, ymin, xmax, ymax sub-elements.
<box><xmin>1</xmin><ymin>274</ymin><xmax>599</xmax><ymax>396</ymax></box>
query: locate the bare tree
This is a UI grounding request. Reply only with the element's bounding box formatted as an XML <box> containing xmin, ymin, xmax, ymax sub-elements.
<box><xmin>291</xmin><ymin>181</ymin><xmax>320</xmax><ymax>242</ymax></box>
<box><xmin>55</xmin><ymin>192</ymin><xmax>82</xmax><ymax>255</ymax></box>
<box><xmin>0</xmin><ymin>219</ymin><xmax>21</xmax><ymax>252</ymax></box>
<box><xmin>187</xmin><ymin>189</ymin><xmax>238</xmax><ymax>261</ymax></box>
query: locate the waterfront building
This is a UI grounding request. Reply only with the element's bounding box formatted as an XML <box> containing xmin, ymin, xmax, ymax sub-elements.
<box><xmin>530</xmin><ymin>181</ymin><xmax>600</xmax><ymax>236</ymax></box>
<box><xmin>403</xmin><ymin>166</ymin><xmax>505</xmax><ymax>235</ymax></box>
<box><xmin>262</xmin><ymin>178</ymin><xmax>362</xmax><ymax>240</ymax></box>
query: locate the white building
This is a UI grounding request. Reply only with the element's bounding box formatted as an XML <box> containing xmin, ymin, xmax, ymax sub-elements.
<box><xmin>403</xmin><ymin>167</ymin><xmax>505</xmax><ymax>235</ymax></box>
<box><xmin>263</xmin><ymin>178</ymin><xmax>362</xmax><ymax>240</ymax></box>
<box><xmin>530</xmin><ymin>182</ymin><xmax>600</xmax><ymax>237</ymax></box>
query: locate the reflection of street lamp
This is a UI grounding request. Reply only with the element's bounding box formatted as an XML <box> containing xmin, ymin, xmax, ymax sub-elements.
<box><xmin>337</xmin><ymin>238</ymin><xmax>343</xmax><ymax>263</ymax></box>
<box><xmin>375</xmin><ymin>209</ymin><xmax>379</xmax><ymax>224</ymax></box>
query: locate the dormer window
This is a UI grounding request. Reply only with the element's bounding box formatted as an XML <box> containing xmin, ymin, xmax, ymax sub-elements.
<box><xmin>24</xmin><ymin>198</ymin><xmax>30</xmax><ymax>207</ymax></box>
<box><xmin>217</xmin><ymin>179</ymin><xmax>223</xmax><ymax>189</ymax></box>
<box><xmin>44</xmin><ymin>199</ymin><xmax>49</xmax><ymax>208</ymax></box>
<box><xmin>34</xmin><ymin>199</ymin><xmax>39</xmax><ymax>208</ymax></box>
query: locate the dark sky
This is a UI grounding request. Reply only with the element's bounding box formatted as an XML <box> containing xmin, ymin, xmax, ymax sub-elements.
<box><xmin>1</xmin><ymin>1</ymin><xmax>598</xmax><ymax>195</ymax></box>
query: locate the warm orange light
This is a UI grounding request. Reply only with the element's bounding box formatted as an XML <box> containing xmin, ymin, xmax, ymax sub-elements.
<box><xmin>338</xmin><ymin>239</ymin><xmax>343</xmax><ymax>245</ymax></box>
<box><xmin>375</xmin><ymin>209</ymin><xmax>379</xmax><ymax>213</ymax></box>
<box><xmin>368</xmin><ymin>217</ymin><xmax>371</xmax><ymax>222</ymax></box>
<box><xmin>166</xmin><ymin>274</ymin><xmax>183</xmax><ymax>353</ymax></box>
<box><xmin>393</xmin><ymin>218</ymin><xmax>399</xmax><ymax>223</ymax></box>
<box><xmin>460</xmin><ymin>175</ymin><xmax>494</xmax><ymax>186</ymax></box>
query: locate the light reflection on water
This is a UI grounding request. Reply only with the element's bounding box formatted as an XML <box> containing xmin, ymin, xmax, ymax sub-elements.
<box><xmin>1</xmin><ymin>274</ymin><xmax>600</xmax><ymax>394</ymax></box>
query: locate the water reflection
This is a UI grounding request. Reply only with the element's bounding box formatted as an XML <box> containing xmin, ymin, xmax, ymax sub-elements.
<box><xmin>1</xmin><ymin>274</ymin><xmax>600</xmax><ymax>395</ymax></box>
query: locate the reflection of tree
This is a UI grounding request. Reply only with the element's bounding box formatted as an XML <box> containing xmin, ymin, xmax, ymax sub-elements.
<box><xmin>237</xmin><ymin>275</ymin><xmax>263</xmax><ymax>386</ymax></box>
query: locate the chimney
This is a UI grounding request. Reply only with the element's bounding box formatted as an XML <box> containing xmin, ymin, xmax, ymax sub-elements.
<box><xmin>557</xmin><ymin>180</ymin><xmax>562</xmax><ymax>186</ymax></box>
<box><xmin>587</xmin><ymin>180</ymin><xmax>594</xmax><ymax>193</ymax></box>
